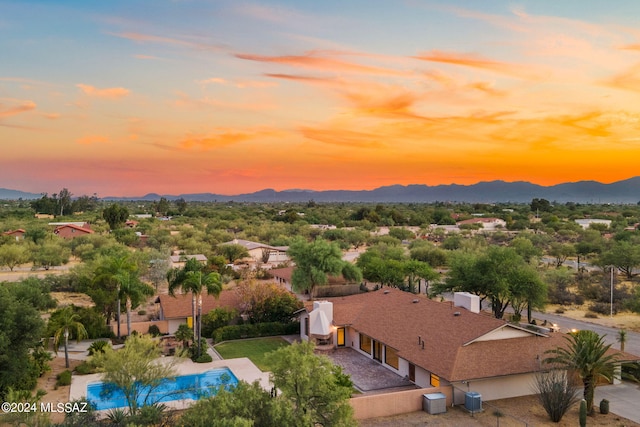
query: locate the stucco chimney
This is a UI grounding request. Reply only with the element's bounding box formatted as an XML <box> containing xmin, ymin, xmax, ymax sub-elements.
<box><xmin>453</xmin><ymin>292</ymin><xmax>480</xmax><ymax>313</ymax></box>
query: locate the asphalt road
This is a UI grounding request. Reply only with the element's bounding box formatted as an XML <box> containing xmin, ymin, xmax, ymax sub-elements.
<box><xmin>532</xmin><ymin>310</ymin><xmax>640</xmax><ymax>357</ymax></box>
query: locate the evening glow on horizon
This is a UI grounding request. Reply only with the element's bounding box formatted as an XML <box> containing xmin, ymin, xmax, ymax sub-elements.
<box><xmin>3</xmin><ymin>1</ymin><xmax>640</xmax><ymax>197</ymax></box>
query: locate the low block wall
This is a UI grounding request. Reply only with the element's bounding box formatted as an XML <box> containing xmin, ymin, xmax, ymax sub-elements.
<box><xmin>350</xmin><ymin>386</ymin><xmax>453</xmax><ymax>420</ymax></box>
<box><xmin>110</xmin><ymin>320</ymin><xmax>169</xmax><ymax>336</ymax></box>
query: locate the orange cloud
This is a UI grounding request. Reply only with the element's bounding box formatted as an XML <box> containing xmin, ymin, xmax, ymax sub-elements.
<box><xmin>77</xmin><ymin>134</ymin><xmax>110</xmax><ymax>145</ymax></box>
<box><xmin>76</xmin><ymin>84</ymin><xmax>130</xmax><ymax>99</ymax></box>
<box><xmin>179</xmin><ymin>127</ymin><xmax>280</xmax><ymax>150</ymax></box>
<box><xmin>173</xmin><ymin>91</ymin><xmax>276</xmax><ymax>111</ymax></box>
<box><xmin>604</xmin><ymin>63</ymin><xmax>640</xmax><ymax>92</ymax></box>
<box><xmin>414</xmin><ymin>50</ymin><xmax>541</xmax><ymax>80</ymax></box>
<box><xmin>236</xmin><ymin>51</ymin><xmax>408</xmax><ymax>76</ymax></box>
<box><xmin>0</xmin><ymin>98</ymin><xmax>36</xmax><ymax>118</ymax></box>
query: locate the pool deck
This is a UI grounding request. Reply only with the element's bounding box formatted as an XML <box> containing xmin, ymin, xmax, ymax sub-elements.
<box><xmin>70</xmin><ymin>356</ymin><xmax>270</xmax><ymax>412</ymax></box>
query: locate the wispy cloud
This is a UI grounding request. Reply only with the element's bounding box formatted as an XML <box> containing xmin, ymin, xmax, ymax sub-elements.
<box><xmin>236</xmin><ymin>51</ymin><xmax>409</xmax><ymax>76</ymax></box>
<box><xmin>77</xmin><ymin>84</ymin><xmax>130</xmax><ymax>99</ymax></box>
<box><xmin>112</xmin><ymin>32</ymin><xmax>226</xmax><ymax>52</ymax></box>
<box><xmin>414</xmin><ymin>50</ymin><xmax>542</xmax><ymax>80</ymax></box>
<box><xmin>173</xmin><ymin>91</ymin><xmax>276</xmax><ymax>111</ymax></box>
<box><xmin>0</xmin><ymin>98</ymin><xmax>37</xmax><ymax>118</ymax></box>
<box><xmin>179</xmin><ymin>127</ymin><xmax>281</xmax><ymax>150</ymax></box>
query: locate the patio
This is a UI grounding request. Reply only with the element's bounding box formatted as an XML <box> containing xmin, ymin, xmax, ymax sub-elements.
<box><xmin>324</xmin><ymin>348</ymin><xmax>416</xmax><ymax>393</ymax></box>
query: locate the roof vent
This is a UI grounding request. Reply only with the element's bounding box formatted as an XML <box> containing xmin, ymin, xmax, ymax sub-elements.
<box><xmin>383</xmin><ymin>290</ymin><xmax>390</xmax><ymax>294</ymax></box>
<box><xmin>412</xmin><ymin>299</ymin><xmax>419</xmax><ymax>303</ymax></box>
<box><xmin>453</xmin><ymin>311</ymin><xmax>461</xmax><ymax>316</ymax></box>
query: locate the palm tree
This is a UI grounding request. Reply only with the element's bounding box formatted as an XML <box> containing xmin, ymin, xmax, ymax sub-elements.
<box><xmin>617</xmin><ymin>329</ymin><xmax>627</xmax><ymax>353</ymax></box>
<box><xmin>544</xmin><ymin>330</ymin><xmax>619</xmax><ymax>414</ymax></box>
<box><xmin>51</xmin><ymin>306</ymin><xmax>88</xmax><ymax>368</ymax></box>
<box><xmin>167</xmin><ymin>258</ymin><xmax>207</xmax><ymax>342</ymax></box>
<box><xmin>183</xmin><ymin>270</ymin><xmax>222</xmax><ymax>357</ymax></box>
<box><xmin>94</xmin><ymin>255</ymin><xmax>138</xmax><ymax>339</ymax></box>
<box><xmin>114</xmin><ymin>270</ymin><xmax>154</xmax><ymax>336</ymax></box>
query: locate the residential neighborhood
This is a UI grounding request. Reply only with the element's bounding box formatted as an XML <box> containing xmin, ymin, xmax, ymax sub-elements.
<box><xmin>2</xmin><ymin>194</ymin><xmax>640</xmax><ymax>426</ymax></box>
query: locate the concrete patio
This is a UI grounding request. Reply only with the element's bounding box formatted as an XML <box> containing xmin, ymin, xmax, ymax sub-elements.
<box><xmin>324</xmin><ymin>348</ymin><xmax>416</xmax><ymax>393</ymax></box>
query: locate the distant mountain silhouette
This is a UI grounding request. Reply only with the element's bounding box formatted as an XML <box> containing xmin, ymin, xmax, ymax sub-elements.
<box><xmin>3</xmin><ymin>177</ymin><xmax>640</xmax><ymax>203</ymax></box>
<box><xmin>0</xmin><ymin>188</ymin><xmax>41</xmax><ymax>200</ymax></box>
<box><xmin>104</xmin><ymin>177</ymin><xmax>640</xmax><ymax>204</ymax></box>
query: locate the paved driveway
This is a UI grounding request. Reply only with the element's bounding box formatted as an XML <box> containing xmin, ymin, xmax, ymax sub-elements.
<box><xmin>324</xmin><ymin>348</ymin><xmax>415</xmax><ymax>392</ymax></box>
<box><xmin>595</xmin><ymin>381</ymin><xmax>640</xmax><ymax>423</ymax></box>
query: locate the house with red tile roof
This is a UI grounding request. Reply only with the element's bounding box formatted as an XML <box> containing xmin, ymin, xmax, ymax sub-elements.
<box><xmin>298</xmin><ymin>288</ymin><xmax>638</xmax><ymax>403</ymax></box>
<box><xmin>2</xmin><ymin>228</ymin><xmax>26</xmax><ymax>241</ymax></box>
<box><xmin>53</xmin><ymin>223</ymin><xmax>94</xmax><ymax>239</ymax></box>
<box><xmin>155</xmin><ymin>290</ymin><xmax>242</xmax><ymax>334</ymax></box>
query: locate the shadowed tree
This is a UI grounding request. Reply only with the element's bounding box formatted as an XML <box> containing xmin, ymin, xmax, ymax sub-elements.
<box><xmin>93</xmin><ymin>255</ymin><xmax>138</xmax><ymax>338</ymax></box>
<box><xmin>50</xmin><ymin>306</ymin><xmax>88</xmax><ymax>368</ymax></box>
<box><xmin>544</xmin><ymin>330</ymin><xmax>619</xmax><ymax>414</ymax></box>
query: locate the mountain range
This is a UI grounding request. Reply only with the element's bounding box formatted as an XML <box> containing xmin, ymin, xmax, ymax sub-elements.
<box><xmin>2</xmin><ymin>177</ymin><xmax>640</xmax><ymax>204</ymax></box>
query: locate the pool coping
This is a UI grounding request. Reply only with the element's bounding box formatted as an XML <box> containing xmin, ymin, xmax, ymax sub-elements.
<box><xmin>70</xmin><ymin>356</ymin><xmax>270</xmax><ymax>412</ymax></box>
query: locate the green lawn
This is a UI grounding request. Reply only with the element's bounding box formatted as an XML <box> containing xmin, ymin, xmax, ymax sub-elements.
<box><xmin>214</xmin><ymin>337</ymin><xmax>290</xmax><ymax>371</ymax></box>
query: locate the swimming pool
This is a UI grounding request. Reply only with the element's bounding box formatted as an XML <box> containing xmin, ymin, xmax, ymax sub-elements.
<box><xmin>86</xmin><ymin>368</ymin><xmax>238</xmax><ymax>410</ymax></box>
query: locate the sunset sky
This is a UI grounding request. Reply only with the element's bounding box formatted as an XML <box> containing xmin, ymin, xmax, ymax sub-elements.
<box><xmin>3</xmin><ymin>1</ymin><xmax>640</xmax><ymax>197</ymax></box>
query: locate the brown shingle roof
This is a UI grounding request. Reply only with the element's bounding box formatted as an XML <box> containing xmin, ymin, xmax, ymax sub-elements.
<box><xmin>157</xmin><ymin>289</ymin><xmax>241</xmax><ymax>319</ymax></box>
<box><xmin>313</xmin><ymin>289</ymin><xmax>591</xmax><ymax>382</ymax></box>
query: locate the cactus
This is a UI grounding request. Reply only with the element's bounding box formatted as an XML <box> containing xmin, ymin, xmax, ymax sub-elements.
<box><xmin>579</xmin><ymin>399</ymin><xmax>587</xmax><ymax>427</ymax></box>
<box><xmin>600</xmin><ymin>398</ymin><xmax>609</xmax><ymax>415</ymax></box>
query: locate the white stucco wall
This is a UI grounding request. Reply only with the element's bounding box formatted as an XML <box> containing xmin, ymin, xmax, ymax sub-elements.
<box><xmin>452</xmin><ymin>373</ymin><xmax>538</xmax><ymax>403</ymax></box>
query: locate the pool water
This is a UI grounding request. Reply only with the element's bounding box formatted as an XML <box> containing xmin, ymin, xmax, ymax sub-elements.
<box><xmin>86</xmin><ymin>368</ymin><xmax>238</xmax><ymax>410</ymax></box>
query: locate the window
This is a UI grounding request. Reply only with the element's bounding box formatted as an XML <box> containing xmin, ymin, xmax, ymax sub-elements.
<box><xmin>373</xmin><ymin>341</ymin><xmax>383</xmax><ymax>362</ymax></box>
<box><xmin>359</xmin><ymin>334</ymin><xmax>371</xmax><ymax>354</ymax></box>
<box><xmin>337</xmin><ymin>328</ymin><xmax>345</xmax><ymax>347</ymax></box>
<box><xmin>385</xmin><ymin>346</ymin><xmax>399</xmax><ymax>369</ymax></box>
<box><xmin>304</xmin><ymin>317</ymin><xmax>309</xmax><ymax>337</ymax></box>
<box><xmin>430</xmin><ymin>373</ymin><xmax>440</xmax><ymax>387</ymax></box>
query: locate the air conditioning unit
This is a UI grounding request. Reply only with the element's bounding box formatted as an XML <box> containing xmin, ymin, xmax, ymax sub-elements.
<box><xmin>464</xmin><ymin>391</ymin><xmax>482</xmax><ymax>412</ymax></box>
<box><xmin>422</xmin><ymin>393</ymin><xmax>447</xmax><ymax>414</ymax></box>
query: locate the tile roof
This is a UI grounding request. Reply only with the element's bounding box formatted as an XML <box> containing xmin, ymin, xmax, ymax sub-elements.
<box><xmin>157</xmin><ymin>289</ymin><xmax>242</xmax><ymax>319</ymax></box>
<box><xmin>307</xmin><ymin>289</ymin><xmax>607</xmax><ymax>382</ymax></box>
<box><xmin>219</xmin><ymin>239</ymin><xmax>285</xmax><ymax>252</ymax></box>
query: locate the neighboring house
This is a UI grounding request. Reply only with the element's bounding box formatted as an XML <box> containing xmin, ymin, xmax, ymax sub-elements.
<box><xmin>35</xmin><ymin>213</ymin><xmax>54</xmax><ymax>219</ymax></box>
<box><xmin>219</xmin><ymin>239</ymin><xmax>289</xmax><ymax>264</ymax></box>
<box><xmin>2</xmin><ymin>229</ymin><xmax>26</xmax><ymax>241</ymax></box>
<box><xmin>53</xmin><ymin>223</ymin><xmax>94</xmax><ymax>239</ymax></box>
<box><xmin>169</xmin><ymin>254</ymin><xmax>208</xmax><ymax>269</ymax></box>
<box><xmin>125</xmin><ymin>220</ymin><xmax>139</xmax><ymax>228</ymax></box>
<box><xmin>575</xmin><ymin>218</ymin><xmax>612</xmax><ymax>230</ymax></box>
<box><xmin>297</xmin><ymin>289</ymin><xmax>638</xmax><ymax>403</ymax></box>
<box><xmin>155</xmin><ymin>290</ymin><xmax>242</xmax><ymax>334</ymax></box>
<box><xmin>456</xmin><ymin>218</ymin><xmax>506</xmax><ymax>230</ymax></box>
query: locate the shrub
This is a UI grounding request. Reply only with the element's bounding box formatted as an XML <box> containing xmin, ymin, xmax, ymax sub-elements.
<box><xmin>555</xmin><ymin>307</ymin><xmax>565</xmax><ymax>314</ymax></box>
<box><xmin>148</xmin><ymin>325</ymin><xmax>161</xmax><ymax>337</ymax></box>
<box><xmin>74</xmin><ymin>361</ymin><xmax>96</xmax><ymax>375</ymax></box>
<box><xmin>202</xmin><ymin>308</ymin><xmax>237</xmax><ymax>338</ymax></box>
<box><xmin>56</xmin><ymin>370</ymin><xmax>72</xmax><ymax>387</ymax></box>
<box><xmin>212</xmin><ymin>322</ymin><xmax>299</xmax><ymax>343</ymax></box>
<box><xmin>194</xmin><ymin>354</ymin><xmax>213</xmax><ymax>363</ymax></box>
<box><xmin>588</xmin><ymin>302</ymin><xmax>618</xmax><ymax>315</ymax></box>
<box><xmin>87</xmin><ymin>340</ymin><xmax>110</xmax><ymax>356</ymax></box>
<box><xmin>138</xmin><ymin>310</ymin><xmax>147</xmax><ymax>316</ymax></box>
<box><xmin>533</xmin><ymin>369</ymin><xmax>580</xmax><ymax>423</ymax></box>
<box><xmin>584</xmin><ymin>312</ymin><xmax>599</xmax><ymax>319</ymax></box>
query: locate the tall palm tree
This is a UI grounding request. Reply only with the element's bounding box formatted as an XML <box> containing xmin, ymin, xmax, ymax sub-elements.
<box><xmin>544</xmin><ymin>330</ymin><xmax>619</xmax><ymax>414</ymax></box>
<box><xmin>93</xmin><ymin>255</ymin><xmax>138</xmax><ymax>339</ymax></box>
<box><xmin>167</xmin><ymin>257</ymin><xmax>207</xmax><ymax>342</ymax></box>
<box><xmin>183</xmin><ymin>269</ymin><xmax>222</xmax><ymax>357</ymax></box>
<box><xmin>51</xmin><ymin>306</ymin><xmax>88</xmax><ymax>368</ymax></box>
<box><xmin>114</xmin><ymin>270</ymin><xmax>154</xmax><ymax>336</ymax></box>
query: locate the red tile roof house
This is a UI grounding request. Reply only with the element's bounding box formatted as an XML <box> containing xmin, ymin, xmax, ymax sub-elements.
<box><xmin>2</xmin><ymin>228</ymin><xmax>26</xmax><ymax>241</ymax></box>
<box><xmin>297</xmin><ymin>288</ymin><xmax>639</xmax><ymax>405</ymax></box>
<box><xmin>155</xmin><ymin>290</ymin><xmax>242</xmax><ymax>334</ymax></box>
<box><xmin>53</xmin><ymin>223</ymin><xmax>94</xmax><ymax>239</ymax></box>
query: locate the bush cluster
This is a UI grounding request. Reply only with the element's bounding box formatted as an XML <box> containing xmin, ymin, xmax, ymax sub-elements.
<box><xmin>212</xmin><ymin>322</ymin><xmax>299</xmax><ymax>343</ymax></box>
<box><xmin>56</xmin><ymin>370</ymin><xmax>72</xmax><ymax>387</ymax></box>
